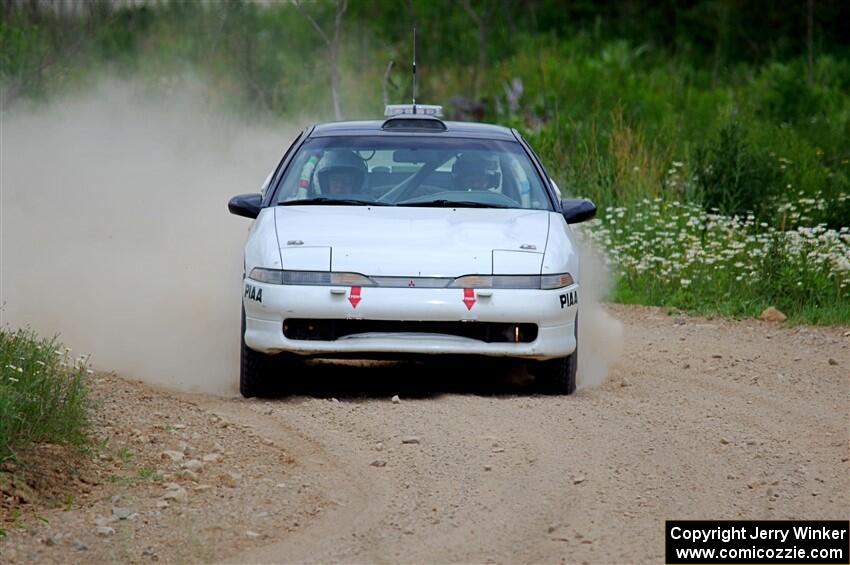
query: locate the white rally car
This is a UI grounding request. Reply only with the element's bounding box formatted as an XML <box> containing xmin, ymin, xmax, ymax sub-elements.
<box><xmin>228</xmin><ymin>106</ymin><xmax>596</xmax><ymax>397</ymax></box>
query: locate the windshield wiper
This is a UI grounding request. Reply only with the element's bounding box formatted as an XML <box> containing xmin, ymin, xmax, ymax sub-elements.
<box><xmin>278</xmin><ymin>197</ymin><xmax>390</xmax><ymax>206</ymax></box>
<box><xmin>397</xmin><ymin>199</ymin><xmax>509</xmax><ymax>209</ymax></box>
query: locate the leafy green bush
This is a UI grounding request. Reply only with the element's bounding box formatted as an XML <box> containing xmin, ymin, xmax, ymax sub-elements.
<box><xmin>0</xmin><ymin>329</ymin><xmax>90</xmax><ymax>461</ymax></box>
<box><xmin>691</xmin><ymin>122</ymin><xmax>782</xmax><ymax>218</ymax></box>
<box><xmin>753</xmin><ymin>62</ymin><xmax>826</xmax><ymax>125</ymax></box>
<box><xmin>0</xmin><ymin>19</ymin><xmax>48</xmax><ymax>78</ymax></box>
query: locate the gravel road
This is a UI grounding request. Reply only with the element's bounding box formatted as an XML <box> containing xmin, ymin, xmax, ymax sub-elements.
<box><xmin>3</xmin><ymin>304</ymin><xmax>848</xmax><ymax>564</ymax></box>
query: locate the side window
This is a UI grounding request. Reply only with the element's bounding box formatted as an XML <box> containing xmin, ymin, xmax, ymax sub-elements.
<box><xmin>520</xmin><ymin>135</ymin><xmax>557</xmax><ymax>206</ymax></box>
<box><xmin>277</xmin><ymin>149</ymin><xmax>322</xmax><ymax>201</ymax></box>
<box><xmin>267</xmin><ymin>130</ymin><xmax>304</xmax><ymax>203</ymax></box>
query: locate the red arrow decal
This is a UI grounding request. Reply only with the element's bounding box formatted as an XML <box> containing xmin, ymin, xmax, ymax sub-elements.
<box><xmin>348</xmin><ymin>286</ymin><xmax>362</xmax><ymax>308</ymax></box>
<box><xmin>463</xmin><ymin>288</ymin><xmax>476</xmax><ymax>311</ymax></box>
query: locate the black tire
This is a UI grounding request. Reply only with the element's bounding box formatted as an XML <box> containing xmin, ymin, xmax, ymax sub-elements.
<box><xmin>531</xmin><ymin>317</ymin><xmax>578</xmax><ymax>395</ymax></box>
<box><xmin>240</xmin><ymin>307</ymin><xmax>290</xmax><ymax>398</ymax></box>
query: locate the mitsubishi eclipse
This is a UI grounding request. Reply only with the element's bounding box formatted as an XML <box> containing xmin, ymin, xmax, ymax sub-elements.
<box><xmin>228</xmin><ymin>105</ymin><xmax>596</xmax><ymax>397</ymax></box>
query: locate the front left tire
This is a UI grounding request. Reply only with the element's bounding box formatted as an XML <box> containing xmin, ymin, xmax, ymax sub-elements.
<box><xmin>240</xmin><ymin>306</ymin><xmax>295</xmax><ymax>398</ymax></box>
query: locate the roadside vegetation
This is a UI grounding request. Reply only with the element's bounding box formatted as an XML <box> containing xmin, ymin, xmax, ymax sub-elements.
<box><xmin>577</xmin><ymin>199</ymin><xmax>850</xmax><ymax>324</ymax></box>
<box><xmin>2</xmin><ymin>1</ymin><xmax>848</xmax><ymax>323</ymax></box>
<box><xmin>0</xmin><ymin>328</ymin><xmax>89</xmax><ymax>462</ymax></box>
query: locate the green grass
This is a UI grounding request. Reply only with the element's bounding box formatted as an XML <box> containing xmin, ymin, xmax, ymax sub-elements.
<box><xmin>137</xmin><ymin>467</ymin><xmax>163</xmax><ymax>482</ymax></box>
<box><xmin>116</xmin><ymin>446</ymin><xmax>134</xmax><ymax>465</ymax></box>
<box><xmin>0</xmin><ymin>328</ymin><xmax>90</xmax><ymax>462</ymax></box>
<box><xmin>577</xmin><ymin>199</ymin><xmax>850</xmax><ymax>325</ymax></box>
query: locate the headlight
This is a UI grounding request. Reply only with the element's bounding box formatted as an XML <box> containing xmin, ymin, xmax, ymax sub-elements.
<box><xmin>249</xmin><ymin>268</ymin><xmax>286</xmax><ymax>284</ymax></box>
<box><xmin>539</xmin><ymin>273</ymin><xmax>575</xmax><ymax>289</ymax></box>
<box><xmin>449</xmin><ymin>273</ymin><xmax>574</xmax><ymax>289</ymax></box>
<box><xmin>249</xmin><ymin>269</ymin><xmax>374</xmax><ymax>286</ymax></box>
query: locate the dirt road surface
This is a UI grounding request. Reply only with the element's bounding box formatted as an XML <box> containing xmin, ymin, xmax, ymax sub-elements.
<box><xmin>2</xmin><ymin>304</ymin><xmax>848</xmax><ymax>564</ymax></box>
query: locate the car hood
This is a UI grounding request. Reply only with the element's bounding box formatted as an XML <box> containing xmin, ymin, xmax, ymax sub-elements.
<box><xmin>274</xmin><ymin>206</ymin><xmax>550</xmax><ymax>277</ymax></box>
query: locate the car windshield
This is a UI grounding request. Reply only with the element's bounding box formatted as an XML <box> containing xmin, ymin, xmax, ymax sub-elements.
<box><xmin>273</xmin><ymin>136</ymin><xmax>553</xmax><ymax>210</ymax></box>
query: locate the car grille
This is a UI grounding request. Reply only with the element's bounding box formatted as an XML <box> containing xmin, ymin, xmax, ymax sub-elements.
<box><xmin>283</xmin><ymin>319</ymin><xmax>538</xmax><ymax>343</ymax></box>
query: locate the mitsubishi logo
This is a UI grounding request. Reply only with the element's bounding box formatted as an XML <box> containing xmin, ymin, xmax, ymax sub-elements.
<box><xmin>408</xmin><ymin>280</ymin><xmax>416</xmax><ymax>288</ymax></box>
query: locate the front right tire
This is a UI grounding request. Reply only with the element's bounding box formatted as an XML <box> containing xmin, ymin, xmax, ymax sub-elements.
<box><xmin>530</xmin><ymin>316</ymin><xmax>578</xmax><ymax>395</ymax></box>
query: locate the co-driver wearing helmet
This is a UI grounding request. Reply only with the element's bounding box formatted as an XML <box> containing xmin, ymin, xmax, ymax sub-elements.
<box><xmin>452</xmin><ymin>153</ymin><xmax>499</xmax><ymax>192</ymax></box>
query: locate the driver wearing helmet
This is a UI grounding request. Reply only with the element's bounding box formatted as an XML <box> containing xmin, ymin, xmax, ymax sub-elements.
<box><xmin>315</xmin><ymin>151</ymin><xmax>367</xmax><ymax>196</ymax></box>
<box><xmin>452</xmin><ymin>153</ymin><xmax>499</xmax><ymax>192</ymax></box>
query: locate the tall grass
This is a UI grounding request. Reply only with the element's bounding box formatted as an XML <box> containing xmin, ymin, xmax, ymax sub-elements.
<box><xmin>0</xmin><ymin>328</ymin><xmax>90</xmax><ymax>461</ymax></box>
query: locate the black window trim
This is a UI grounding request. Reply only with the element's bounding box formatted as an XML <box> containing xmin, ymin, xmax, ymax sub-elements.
<box><xmin>262</xmin><ymin>126</ymin><xmax>314</xmax><ymax>208</ymax></box>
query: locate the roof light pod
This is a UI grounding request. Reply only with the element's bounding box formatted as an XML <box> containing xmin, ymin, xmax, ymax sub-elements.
<box><xmin>384</xmin><ymin>104</ymin><xmax>443</xmax><ymax>117</ymax></box>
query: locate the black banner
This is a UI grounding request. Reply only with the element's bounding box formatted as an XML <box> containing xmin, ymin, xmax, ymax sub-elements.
<box><xmin>666</xmin><ymin>521</ymin><xmax>849</xmax><ymax>564</ymax></box>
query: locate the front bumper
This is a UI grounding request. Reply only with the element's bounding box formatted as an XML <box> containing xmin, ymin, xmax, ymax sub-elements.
<box><xmin>242</xmin><ymin>281</ymin><xmax>578</xmax><ymax>360</ymax></box>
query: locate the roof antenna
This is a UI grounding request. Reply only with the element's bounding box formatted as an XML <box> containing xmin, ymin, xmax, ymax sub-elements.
<box><xmin>412</xmin><ymin>26</ymin><xmax>417</xmax><ymax>114</ymax></box>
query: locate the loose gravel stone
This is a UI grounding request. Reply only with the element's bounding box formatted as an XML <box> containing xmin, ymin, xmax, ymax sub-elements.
<box><xmin>112</xmin><ymin>507</ymin><xmax>132</xmax><ymax>520</ymax></box>
<box><xmin>160</xmin><ymin>450</ymin><xmax>184</xmax><ymax>463</ymax></box>
<box><xmin>73</xmin><ymin>540</ymin><xmax>89</xmax><ymax>551</ymax></box>
<box><xmin>219</xmin><ymin>471</ymin><xmax>242</xmax><ymax>488</ymax></box>
<box><xmin>163</xmin><ymin>485</ymin><xmax>188</xmax><ymax>502</ymax></box>
<box><xmin>760</xmin><ymin>306</ymin><xmax>787</xmax><ymax>322</ymax></box>
<box><xmin>183</xmin><ymin>459</ymin><xmax>203</xmax><ymax>472</ymax></box>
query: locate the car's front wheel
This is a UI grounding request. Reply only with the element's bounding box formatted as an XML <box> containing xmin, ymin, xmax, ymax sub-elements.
<box><xmin>530</xmin><ymin>318</ymin><xmax>578</xmax><ymax>395</ymax></box>
<box><xmin>240</xmin><ymin>307</ymin><xmax>295</xmax><ymax>398</ymax></box>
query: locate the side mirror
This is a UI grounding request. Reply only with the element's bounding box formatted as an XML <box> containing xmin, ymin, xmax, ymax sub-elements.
<box><xmin>228</xmin><ymin>193</ymin><xmax>262</xmax><ymax>219</ymax></box>
<box><xmin>561</xmin><ymin>198</ymin><xmax>597</xmax><ymax>224</ymax></box>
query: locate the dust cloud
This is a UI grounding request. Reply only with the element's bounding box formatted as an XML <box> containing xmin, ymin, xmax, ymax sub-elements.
<box><xmin>576</xmin><ymin>241</ymin><xmax>624</xmax><ymax>389</ymax></box>
<box><xmin>1</xmin><ymin>79</ymin><xmax>621</xmax><ymax>395</ymax></box>
<box><xmin>1</xmin><ymin>79</ymin><xmax>296</xmax><ymax>394</ymax></box>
